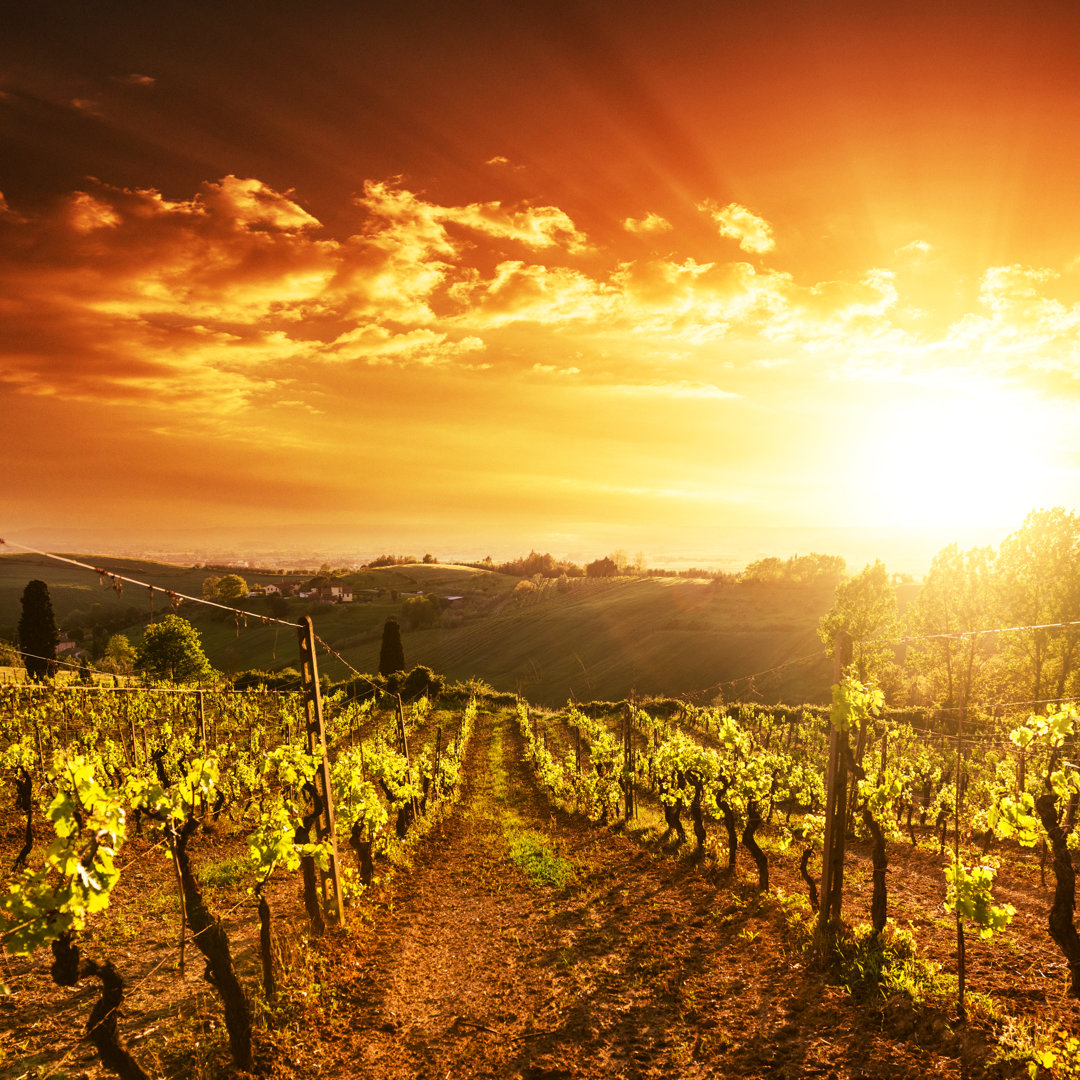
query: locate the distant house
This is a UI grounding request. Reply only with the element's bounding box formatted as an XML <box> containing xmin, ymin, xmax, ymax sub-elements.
<box><xmin>57</xmin><ymin>635</ymin><xmax>90</xmax><ymax>662</ymax></box>
<box><xmin>314</xmin><ymin>584</ymin><xmax>353</xmax><ymax>603</ymax></box>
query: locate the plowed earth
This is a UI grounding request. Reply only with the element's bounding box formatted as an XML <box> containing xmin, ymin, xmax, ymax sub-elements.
<box><xmin>4</xmin><ymin>710</ymin><xmax>1080</xmax><ymax>1079</ymax></box>
<box><xmin>270</xmin><ymin>713</ymin><xmax>1076</xmax><ymax>1080</ymax></box>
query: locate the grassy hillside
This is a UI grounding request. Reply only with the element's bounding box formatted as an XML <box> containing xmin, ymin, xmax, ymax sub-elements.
<box><xmin>400</xmin><ymin>575</ymin><xmax>838</xmax><ymax>704</ymax></box>
<box><xmin>0</xmin><ymin>553</ymin><xmax>850</xmax><ymax>704</ymax></box>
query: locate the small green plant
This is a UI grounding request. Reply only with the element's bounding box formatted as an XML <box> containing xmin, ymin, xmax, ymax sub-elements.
<box><xmin>831</xmin><ymin>922</ymin><xmax>945</xmax><ymax>1003</ymax></box>
<box><xmin>998</xmin><ymin>1017</ymin><xmax>1080</xmax><ymax>1079</ymax></box>
<box><xmin>507</xmin><ymin>829</ymin><xmax>575</xmax><ymax>889</ymax></box>
<box><xmin>1029</xmin><ymin>1032</ymin><xmax>1080</xmax><ymax>1079</ymax></box>
<box><xmin>200</xmin><ymin>855</ymin><xmax>249</xmax><ymax>890</ymax></box>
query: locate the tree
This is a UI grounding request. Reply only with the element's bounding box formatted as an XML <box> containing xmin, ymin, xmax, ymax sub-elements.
<box><xmin>378</xmin><ymin>617</ymin><xmax>405</xmax><ymax>676</ymax></box>
<box><xmin>201</xmin><ymin>575</ymin><xmax>222</xmax><ymax>600</ymax></box>
<box><xmin>17</xmin><ymin>579</ymin><xmax>59</xmax><ymax>682</ymax></box>
<box><xmin>995</xmin><ymin>508</ymin><xmax>1080</xmax><ymax>702</ymax></box>
<box><xmin>265</xmin><ymin>592</ymin><xmax>289</xmax><ymax>621</ymax></box>
<box><xmin>401</xmin><ymin>594</ymin><xmax>442</xmax><ymax>630</ymax></box>
<box><xmin>585</xmin><ymin>557</ymin><xmax>618</xmax><ymax>578</ymax></box>
<box><xmin>216</xmin><ymin>574</ymin><xmax>249</xmax><ymax>605</ymax></box>
<box><xmin>907</xmin><ymin>545</ymin><xmax>997</xmax><ymax>711</ymax></box>
<box><xmin>739</xmin><ymin>553</ymin><xmax>846</xmax><ymax>586</ymax></box>
<box><xmin>101</xmin><ymin>634</ymin><xmax>137</xmax><ymax>674</ymax></box>
<box><xmin>818</xmin><ymin>561</ymin><xmax>900</xmax><ymax>688</ymax></box>
<box><xmin>136</xmin><ymin>615</ymin><xmax>214</xmax><ymax>683</ymax></box>
<box><xmin>0</xmin><ymin>639</ymin><xmax>20</xmax><ymax>669</ymax></box>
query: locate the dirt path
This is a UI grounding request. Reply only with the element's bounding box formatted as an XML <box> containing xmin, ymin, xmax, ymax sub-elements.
<box><xmin>289</xmin><ymin>712</ymin><xmax>1025</xmax><ymax>1080</ymax></box>
<box><xmin>321</xmin><ymin>709</ymin><xmax>572</xmax><ymax>1078</ymax></box>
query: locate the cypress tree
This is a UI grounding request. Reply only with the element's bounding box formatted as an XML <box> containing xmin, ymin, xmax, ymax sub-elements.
<box><xmin>18</xmin><ymin>579</ymin><xmax>59</xmax><ymax>682</ymax></box>
<box><xmin>378</xmin><ymin>617</ymin><xmax>405</xmax><ymax>676</ymax></box>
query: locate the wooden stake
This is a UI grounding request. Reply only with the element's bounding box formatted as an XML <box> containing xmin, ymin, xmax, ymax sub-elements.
<box><xmin>434</xmin><ymin>726</ymin><xmax>443</xmax><ymax>795</ymax></box>
<box><xmin>820</xmin><ymin>631</ymin><xmax>853</xmax><ymax>929</ymax></box>
<box><xmin>167</xmin><ymin>830</ymin><xmax>188</xmax><ymax>977</ymax></box>
<box><xmin>396</xmin><ymin>695</ymin><xmax>421</xmax><ymax>824</ymax></box>
<box><xmin>298</xmin><ymin>616</ymin><xmax>345</xmax><ymax>925</ymax></box>
<box><xmin>955</xmin><ymin>702</ymin><xmax>966</xmax><ymax>1022</ymax></box>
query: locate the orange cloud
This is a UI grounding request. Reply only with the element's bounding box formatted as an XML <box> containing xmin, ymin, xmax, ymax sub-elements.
<box><xmin>4</xmin><ymin>172</ymin><xmax>1080</xmax><ymax>448</ymax></box>
<box><xmin>326</xmin><ymin>325</ymin><xmax>485</xmax><ymax>366</ymax></box>
<box><xmin>623</xmin><ymin>212</ymin><xmax>673</xmax><ymax>236</ymax></box>
<box><xmin>70</xmin><ymin>97</ymin><xmax>104</xmax><ymax>116</ymax></box>
<box><xmin>354</xmin><ymin>180</ymin><xmax>589</xmax><ymax>255</ymax></box>
<box><xmin>699</xmin><ymin>200</ymin><xmax>775</xmax><ymax>254</ymax></box>
<box><xmin>449</xmin><ymin>261</ymin><xmax>614</xmax><ymax>327</ymax></box>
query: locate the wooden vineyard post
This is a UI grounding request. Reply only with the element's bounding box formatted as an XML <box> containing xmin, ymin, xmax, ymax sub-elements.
<box><xmin>127</xmin><ymin>697</ymin><xmax>139</xmax><ymax>766</ymax></box>
<box><xmin>434</xmin><ymin>726</ymin><xmax>443</xmax><ymax>794</ymax></box>
<box><xmin>116</xmin><ymin>708</ymin><xmax>133</xmax><ymax>768</ymax></box>
<box><xmin>396</xmin><ymin>696</ymin><xmax>421</xmax><ymax>823</ymax></box>
<box><xmin>196</xmin><ymin>690</ymin><xmax>207</xmax><ymax>747</ymax></box>
<box><xmin>820</xmin><ymin>631</ymin><xmax>853</xmax><ymax>932</ymax></box>
<box><xmin>624</xmin><ymin>709</ymin><xmax>634</xmax><ymax>822</ymax></box>
<box><xmin>298</xmin><ymin>616</ymin><xmax>345</xmax><ymax>926</ymax></box>
<box><xmin>955</xmin><ymin>705</ymin><xmax>966</xmax><ymax>1022</ymax></box>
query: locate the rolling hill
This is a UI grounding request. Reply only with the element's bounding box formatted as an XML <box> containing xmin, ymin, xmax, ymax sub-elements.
<box><xmin>0</xmin><ymin>553</ymin><xmax>858</xmax><ymax>705</ymax></box>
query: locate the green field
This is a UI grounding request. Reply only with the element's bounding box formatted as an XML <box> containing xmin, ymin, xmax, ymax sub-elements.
<box><xmin>0</xmin><ymin>553</ymin><xmax>871</xmax><ymax>704</ymax></box>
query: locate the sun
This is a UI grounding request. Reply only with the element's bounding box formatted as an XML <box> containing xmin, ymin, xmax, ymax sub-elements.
<box><xmin>852</xmin><ymin>383</ymin><xmax>1062</xmax><ymax>530</ymax></box>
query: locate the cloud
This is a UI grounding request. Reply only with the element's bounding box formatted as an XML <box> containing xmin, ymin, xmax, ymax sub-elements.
<box><xmin>449</xmin><ymin>261</ymin><xmax>614</xmax><ymax>327</ymax></box>
<box><xmin>7</xmin><ymin>173</ymin><xmax>1080</xmax><ymax>432</ymax></box>
<box><xmin>326</xmin><ymin>325</ymin><xmax>485</xmax><ymax>366</ymax></box>
<box><xmin>896</xmin><ymin>239</ymin><xmax>933</xmax><ymax>256</ymax></box>
<box><xmin>0</xmin><ymin>193</ymin><xmax>25</xmax><ymax>222</ymax></box>
<box><xmin>113</xmin><ymin>73</ymin><xmax>156</xmax><ymax>86</ymax></box>
<box><xmin>532</xmin><ymin>362</ymin><xmax>581</xmax><ymax>376</ymax></box>
<box><xmin>0</xmin><ymin>301</ymin><xmax>292</xmax><ymax>413</ymax></box>
<box><xmin>623</xmin><ymin>212</ymin><xmax>673</xmax><ymax>236</ymax></box>
<box><xmin>945</xmin><ymin>264</ymin><xmax>1080</xmax><ymax>361</ymax></box>
<box><xmin>0</xmin><ymin>178</ymin><xmax>340</xmax><ymax>410</ymax></box>
<box><xmin>201</xmin><ymin>176</ymin><xmax>321</xmax><ymax>232</ymax></box>
<box><xmin>699</xmin><ymin>200</ymin><xmax>775</xmax><ymax>254</ymax></box>
<box><xmin>70</xmin><ymin>97</ymin><xmax>104</xmax><ymax>116</ymax></box>
<box><xmin>355</xmin><ymin>180</ymin><xmax>588</xmax><ymax>254</ymax></box>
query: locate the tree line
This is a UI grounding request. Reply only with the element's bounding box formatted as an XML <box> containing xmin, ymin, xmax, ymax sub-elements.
<box><xmin>819</xmin><ymin>507</ymin><xmax>1080</xmax><ymax>711</ymax></box>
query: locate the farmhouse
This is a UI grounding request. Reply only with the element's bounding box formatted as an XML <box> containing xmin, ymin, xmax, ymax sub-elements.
<box><xmin>315</xmin><ymin>584</ymin><xmax>353</xmax><ymax>603</ymax></box>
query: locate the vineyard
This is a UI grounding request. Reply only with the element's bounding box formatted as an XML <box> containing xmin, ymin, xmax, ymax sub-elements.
<box><xmin>2</xmin><ymin>661</ymin><xmax>1080</xmax><ymax>1079</ymax></box>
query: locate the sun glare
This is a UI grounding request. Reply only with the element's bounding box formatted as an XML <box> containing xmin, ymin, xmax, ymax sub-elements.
<box><xmin>854</xmin><ymin>387</ymin><xmax>1058</xmax><ymax>529</ymax></box>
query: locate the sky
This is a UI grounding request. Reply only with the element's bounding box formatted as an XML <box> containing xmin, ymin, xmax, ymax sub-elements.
<box><xmin>3</xmin><ymin>0</ymin><xmax>1080</xmax><ymax>570</ymax></box>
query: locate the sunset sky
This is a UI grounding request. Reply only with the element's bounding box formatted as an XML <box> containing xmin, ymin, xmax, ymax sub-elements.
<box><xmin>3</xmin><ymin>0</ymin><xmax>1080</xmax><ymax>568</ymax></box>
